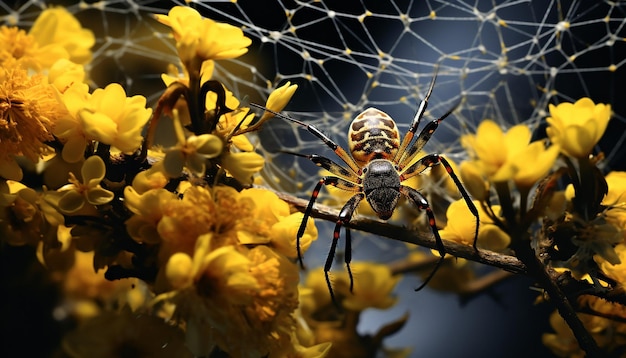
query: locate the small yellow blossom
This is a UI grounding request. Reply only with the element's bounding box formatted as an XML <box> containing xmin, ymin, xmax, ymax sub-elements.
<box><xmin>462</xmin><ymin>120</ymin><xmax>559</xmax><ymax>188</ymax></box>
<box><xmin>78</xmin><ymin>83</ymin><xmax>152</xmax><ymax>153</ymax></box>
<box><xmin>155</xmin><ymin>6</ymin><xmax>251</xmax><ymax>73</ymax></box>
<box><xmin>259</xmin><ymin>81</ymin><xmax>299</xmax><ymax>122</ymax></box>
<box><xmin>57</xmin><ymin>156</ymin><xmax>114</xmax><ymax>214</ymax></box>
<box><xmin>546</xmin><ymin>98</ymin><xmax>611</xmax><ymax>158</ymax></box>
<box><xmin>0</xmin><ymin>65</ymin><xmax>63</xmax><ymax>180</ymax></box>
<box><xmin>335</xmin><ymin>262</ymin><xmax>400</xmax><ymax>311</ymax></box>
<box><xmin>163</xmin><ymin>109</ymin><xmax>223</xmax><ymax>177</ymax></box>
<box><xmin>439</xmin><ymin>199</ymin><xmax>510</xmax><ymax>251</ymax></box>
<box><xmin>29</xmin><ymin>7</ymin><xmax>95</xmax><ymax>65</ymax></box>
<box><xmin>124</xmin><ymin>187</ymin><xmax>179</xmax><ymax>245</ymax></box>
<box><xmin>221</xmin><ymin>150</ymin><xmax>265</xmax><ymax>185</ymax></box>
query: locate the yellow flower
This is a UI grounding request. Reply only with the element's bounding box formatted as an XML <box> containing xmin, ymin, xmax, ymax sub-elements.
<box><xmin>439</xmin><ymin>199</ymin><xmax>510</xmax><ymax>251</ymax></box>
<box><xmin>124</xmin><ymin>187</ymin><xmax>179</xmax><ymax>245</ymax></box>
<box><xmin>462</xmin><ymin>120</ymin><xmax>559</xmax><ymax>188</ymax></box>
<box><xmin>221</xmin><ymin>150</ymin><xmax>265</xmax><ymax>185</ymax></box>
<box><xmin>259</xmin><ymin>81</ymin><xmax>299</xmax><ymax>122</ymax></box>
<box><xmin>334</xmin><ymin>262</ymin><xmax>400</xmax><ymax>311</ymax></box>
<box><xmin>603</xmin><ymin>171</ymin><xmax>626</xmax><ymax>206</ymax></box>
<box><xmin>78</xmin><ymin>83</ymin><xmax>152</xmax><ymax>153</ymax></box>
<box><xmin>546</xmin><ymin>98</ymin><xmax>611</xmax><ymax>158</ymax></box>
<box><xmin>57</xmin><ymin>156</ymin><xmax>114</xmax><ymax>214</ymax></box>
<box><xmin>48</xmin><ymin>58</ymin><xmax>86</xmax><ymax>93</ymax></box>
<box><xmin>0</xmin><ymin>25</ymin><xmax>67</xmax><ymax>70</ymax></box>
<box><xmin>0</xmin><ymin>65</ymin><xmax>64</xmax><ymax>180</ymax></box>
<box><xmin>28</xmin><ymin>7</ymin><xmax>95</xmax><ymax>65</ymax></box>
<box><xmin>54</xmin><ymin>80</ymin><xmax>91</xmax><ymax>163</ymax></box>
<box><xmin>595</xmin><ymin>244</ymin><xmax>626</xmax><ymax>285</ymax></box>
<box><xmin>163</xmin><ymin>109</ymin><xmax>223</xmax><ymax>177</ymax></box>
<box><xmin>155</xmin><ymin>6</ymin><xmax>251</xmax><ymax>73</ymax></box>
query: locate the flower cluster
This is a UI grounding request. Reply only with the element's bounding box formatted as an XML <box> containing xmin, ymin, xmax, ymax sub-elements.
<box><xmin>0</xmin><ymin>5</ymin><xmax>329</xmax><ymax>357</ymax></box>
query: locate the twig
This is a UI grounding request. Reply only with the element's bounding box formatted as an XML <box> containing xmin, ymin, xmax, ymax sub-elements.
<box><xmin>275</xmin><ymin>191</ymin><xmax>527</xmax><ymax>275</ymax></box>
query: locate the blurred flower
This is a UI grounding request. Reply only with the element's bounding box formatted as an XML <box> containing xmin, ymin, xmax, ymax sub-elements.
<box><xmin>57</xmin><ymin>156</ymin><xmax>114</xmax><ymax>214</ymax></box>
<box><xmin>335</xmin><ymin>262</ymin><xmax>400</xmax><ymax>311</ymax></box>
<box><xmin>439</xmin><ymin>199</ymin><xmax>511</xmax><ymax>251</ymax></box>
<box><xmin>461</xmin><ymin>120</ymin><xmax>559</xmax><ymax>189</ymax></box>
<box><xmin>0</xmin><ymin>25</ymin><xmax>67</xmax><ymax>70</ymax></box>
<box><xmin>28</xmin><ymin>7</ymin><xmax>95</xmax><ymax>65</ymax></box>
<box><xmin>543</xmin><ymin>297</ymin><xmax>626</xmax><ymax>357</ymax></box>
<box><xmin>596</xmin><ymin>243</ymin><xmax>626</xmax><ymax>285</ymax></box>
<box><xmin>155</xmin><ymin>6</ymin><xmax>251</xmax><ymax>74</ymax></box>
<box><xmin>0</xmin><ymin>64</ymin><xmax>63</xmax><ymax>180</ymax></box>
<box><xmin>546</xmin><ymin>98</ymin><xmax>611</xmax><ymax>158</ymax></box>
<box><xmin>48</xmin><ymin>58</ymin><xmax>86</xmax><ymax>93</ymax></box>
<box><xmin>221</xmin><ymin>150</ymin><xmax>265</xmax><ymax>185</ymax></box>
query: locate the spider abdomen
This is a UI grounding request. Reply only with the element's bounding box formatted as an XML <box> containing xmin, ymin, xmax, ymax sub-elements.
<box><xmin>348</xmin><ymin>108</ymin><xmax>400</xmax><ymax>166</ymax></box>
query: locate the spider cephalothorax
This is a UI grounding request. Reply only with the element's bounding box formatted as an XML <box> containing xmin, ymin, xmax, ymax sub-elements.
<box><xmin>252</xmin><ymin>69</ymin><xmax>480</xmax><ymax>302</ymax></box>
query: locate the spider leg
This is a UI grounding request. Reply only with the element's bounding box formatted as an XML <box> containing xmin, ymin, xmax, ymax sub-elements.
<box><xmin>399</xmin><ymin>185</ymin><xmax>446</xmax><ymax>291</ymax></box>
<box><xmin>397</xmin><ymin>103</ymin><xmax>459</xmax><ymax>169</ymax></box>
<box><xmin>297</xmin><ymin>176</ymin><xmax>361</xmax><ymax>270</ymax></box>
<box><xmin>325</xmin><ymin>193</ymin><xmax>364</xmax><ymax>305</ymax></box>
<box><xmin>400</xmin><ymin>154</ymin><xmax>479</xmax><ymax>249</ymax></box>
<box><xmin>393</xmin><ymin>66</ymin><xmax>438</xmax><ymax>163</ymax></box>
<box><xmin>282</xmin><ymin>151</ymin><xmax>361</xmax><ymax>183</ymax></box>
<box><xmin>249</xmin><ymin>103</ymin><xmax>360</xmax><ymax>173</ymax></box>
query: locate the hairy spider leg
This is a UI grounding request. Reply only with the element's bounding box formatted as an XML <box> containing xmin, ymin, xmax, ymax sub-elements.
<box><xmin>393</xmin><ymin>67</ymin><xmax>438</xmax><ymax>163</ymax></box>
<box><xmin>399</xmin><ymin>185</ymin><xmax>447</xmax><ymax>291</ymax></box>
<box><xmin>325</xmin><ymin>193</ymin><xmax>364</xmax><ymax>304</ymax></box>
<box><xmin>401</xmin><ymin>154</ymin><xmax>480</xmax><ymax>249</ymax></box>
<box><xmin>296</xmin><ymin>175</ymin><xmax>361</xmax><ymax>270</ymax></box>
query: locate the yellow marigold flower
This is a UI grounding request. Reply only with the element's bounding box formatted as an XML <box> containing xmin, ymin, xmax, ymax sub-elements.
<box><xmin>29</xmin><ymin>7</ymin><xmax>95</xmax><ymax>65</ymax></box>
<box><xmin>335</xmin><ymin>262</ymin><xmax>400</xmax><ymax>311</ymax></box>
<box><xmin>439</xmin><ymin>199</ymin><xmax>510</xmax><ymax>251</ymax></box>
<box><xmin>57</xmin><ymin>156</ymin><xmax>114</xmax><ymax>214</ymax></box>
<box><xmin>462</xmin><ymin>120</ymin><xmax>559</xmax><ymax>189</ymax></box>
<box><xmin>0</xmin><ymin>25</ymin><xmax>68</xmax><ymax>70</ymax></box>
<box><xmin>546</xmin><ymin>98</ymin><xmax>611</xmax><ymax>158</ymax></box>
<box><xmin>155</xmin><ymin>6</ymin><xmax>251</xmax><ymax>73</ymax></box>
<box><xmin>0</xmin><ymin>65</ymin><xmax>62</xmax><ymax>180</ymax></box>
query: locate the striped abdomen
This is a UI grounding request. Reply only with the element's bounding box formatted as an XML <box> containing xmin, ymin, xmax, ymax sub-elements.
<box><xmin>348</xmin><ymin>108</ymin><xmax>400</xmax><ymax>166</ymax></box>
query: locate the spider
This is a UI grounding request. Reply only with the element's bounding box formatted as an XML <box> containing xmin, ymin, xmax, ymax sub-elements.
<box><xmin>253</xmin><ymin>70</ymin><xmax>479</xmax><ymax>303</ymax></box>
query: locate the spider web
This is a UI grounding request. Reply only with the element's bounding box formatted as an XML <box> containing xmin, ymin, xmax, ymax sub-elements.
<box><xmin>3</xmin><ymin>0</ymin><xmax>626</xmax><ymax>261</ymax></box>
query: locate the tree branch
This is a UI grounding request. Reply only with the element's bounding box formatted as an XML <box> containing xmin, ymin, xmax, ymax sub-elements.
<box><xmin>274</xmin><ymin>191</ymin><xmax>527</xmax><ymax>275</ymax></box>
